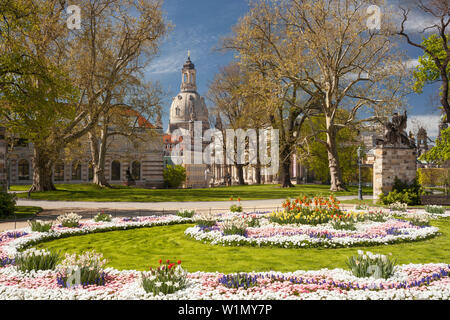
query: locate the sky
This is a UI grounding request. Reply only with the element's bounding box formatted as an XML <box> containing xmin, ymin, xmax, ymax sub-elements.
<box><xmin>145</xmin><ymin>0</ymin><xmax>445</xmax><ymax>140</ymax></box>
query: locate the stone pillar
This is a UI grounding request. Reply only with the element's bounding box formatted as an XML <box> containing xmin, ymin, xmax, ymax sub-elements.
<box><xmin>373</xmin><ymin>145</ymin><xmax>417</xmax><ymax>202</ymax></box>
<box><xmin>0</xmin><ymin>127</ymin><xmax>6</xmax><ymax>191</ymax></box>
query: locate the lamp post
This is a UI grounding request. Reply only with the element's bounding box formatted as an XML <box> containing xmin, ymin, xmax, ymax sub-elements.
<box><xmin>357</xmin><ymin>146</ymin><xmax>363</xmax><ymax>200</ymax></box>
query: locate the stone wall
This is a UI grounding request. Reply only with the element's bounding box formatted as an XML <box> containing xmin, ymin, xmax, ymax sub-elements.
<box><xmin>0</xmin><ymin>127</ymin><xmax>7</xmax><ymax>191</ymax></box>
<box><xmin>373</xmin><ymin>146</ymin><xmax>417</xmax><ymax>201</ymax></box>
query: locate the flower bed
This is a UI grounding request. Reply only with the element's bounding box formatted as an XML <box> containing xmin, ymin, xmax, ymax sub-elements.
<box><xmin>0</xmin><ymin>213</ymin><xmax>448</xmax><ymax>300</ymax></box>
<box><xmin>0</xmin><ymin>262</ymin><xmax>448</xmax><ymax>300</ymax></box>
<box><xmin>185</xmin><ymin>216</ymin><xmax>440</xmax><ymax>248</ymax></box>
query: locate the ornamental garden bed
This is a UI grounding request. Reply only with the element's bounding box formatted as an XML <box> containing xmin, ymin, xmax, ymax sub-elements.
<box><xmin>0</xmin><ymin>198</ymin><xmax>449</xmax><ymax>300</ymax></box>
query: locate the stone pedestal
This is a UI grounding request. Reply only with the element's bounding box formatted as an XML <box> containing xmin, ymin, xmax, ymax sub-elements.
<box><xmin>373</xmin><ymin>145</ymin><xmax>417</xmax><ymax>202</ymax></box>
<box><xmin>0</xmin><ymin>127</ymin><xmax>7</xmax><ymax>191</ymax></box>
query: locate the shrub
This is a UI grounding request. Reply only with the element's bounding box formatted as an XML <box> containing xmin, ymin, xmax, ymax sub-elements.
<box><xmin>57</xmin><ymin>251</ymin><xmax>108</xmax><ymax>288</ymax></box>
<box><xmin>56</xmin><ymin>212</ymin><xmax>81</xmax><ymax>228</ymax></box>
<box><xmin>176</xmin><ymin>210</ymin><xmax>195</xmax><ymax>218</ymax></box>
<box><xmin>194</xmin><ymin>212</ymin><xmax>217</xmax><ymax>227</ymax></box>
<box><xmin>29</xmin><ymin>220</ymin><xmax>53</xmax><ymax>232</ymax></box>
<box><xmin>141</xmin><ymin>259</ymin><xmax>187</xmax><ymax>295</ymax></box>
<box><xmin>221</xmin><ymin>217</ymin><xmax>248</xmax><ymax>236</ymax></box>
<box><xmin>425</xmin><ymin>205</ymin><xmax>445</xmax><ymax>214</ymax></box>
<box><xmin>230</xmin><ymin>204</ymin><xmax>243</xmax><ymax>213</ymax></box>
<box><xmin>0</xmin><ymin>192</ymin><xmax>16</xmax><ymax>217</ymax></box>
<box><xmin>15</xmin><ymin>248</ymin><xmax>60</xmax><ymax>272</ymax></box>
<box><xmin>163</xmin><ymin>165</ymin><xmax>186</xmax><ymax>189</ymax></box>
<box><xmin>378</xmin><ymin>177</ymin><xmax>423</xmax><ymax>205</ymax></box>
<box><xmin>417</xmin><ymin>168</ymin><xmax>450</xmax><ymax>193</ymax></box>
<box><xmin>94</xmin><ymin>212</ymin><xmax>112</xmax><ymax>222</ymax></box>
<box><xmin>269</xmin><ymin>196</ymin><xmax>343</xmax><ymax>225</ymax></box>
<box><xmin>346</xmin><ymin>251</ymin><xmax>396</xmax><ymax>279</ymax></box>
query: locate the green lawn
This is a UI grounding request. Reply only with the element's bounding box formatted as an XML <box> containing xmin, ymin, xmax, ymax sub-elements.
<box><xmin>35</xmin><ymin>218</ymin><xmax>450</xmax><ymax>273</ymax></box>
<box><xmin>0</xmin><ymin>206</ymin><xmax>43</xmax><ymax>221</ymax></box>
<box><xmin>11</xmin><ymin>183</ymin><xmax>372</xmax><ymax>202</ymax></box>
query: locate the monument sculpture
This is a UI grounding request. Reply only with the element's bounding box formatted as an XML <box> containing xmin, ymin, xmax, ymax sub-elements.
<box><xmin>373</xmin><ymin>112</ymin><xmax>417</xmax><ymax>202</ymax></box>
<box><xmin>376</xmin><ymin>111</ymin><xmax>415</xmax><ymax>147</ymax></box>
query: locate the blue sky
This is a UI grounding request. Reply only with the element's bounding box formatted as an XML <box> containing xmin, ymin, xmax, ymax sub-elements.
<box><xmin>145</xmin><ymin>0</ymin><xmax>444</xmax><ymax>139</ymax></box>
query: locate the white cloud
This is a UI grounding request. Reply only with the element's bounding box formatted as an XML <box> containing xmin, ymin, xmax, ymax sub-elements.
<box><xmin>388</xmin><ymin>0</ymin><xmax>444</xmax><ymax>34</ymax></box>
<box><xmin>407</xmin><ymin>114</ymin><xmax>441</xmax><ymax>140</ymax></box>
<box><xmin>146</xmin><ymin>51</ymin><xmax>186</xmax><ymax>75</ymax></box>
<box><xmin>405</xmin><ymin>58</ymin><xmax>419</xmax><ymax>69</ymax></box>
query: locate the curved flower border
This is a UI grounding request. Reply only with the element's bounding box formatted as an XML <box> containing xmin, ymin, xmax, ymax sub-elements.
<box><xmin>0</xmin><ymin>213</ymin><xmax>449</xmax><ymax>300</ymax></box>
<box><xmin>184</xmin><ymin>218</ymin><xmax>440</xmax><ymax>249</ymax></box>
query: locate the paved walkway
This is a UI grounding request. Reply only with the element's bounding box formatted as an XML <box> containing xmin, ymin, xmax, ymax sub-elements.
<box><xmin>16</xmin><ymin>195</ymin><xmax>372</xmax><ymax>211</ymax></box>
<box><xmin>0</xmin><ymin>195</ymin><xmax>373</xmax><ymax>231</ymax></box>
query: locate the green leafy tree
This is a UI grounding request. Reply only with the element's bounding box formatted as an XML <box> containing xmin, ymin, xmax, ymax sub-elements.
<box><xmin>163</xmin><ymin>165</ymin><xmax>187</xmax><ymax>189</ymax></box>
<box><xmin>419</xmin><ymin>127</ymin><xmax>450</xmax><ymax>165</ymax></box>
<box><xmin>399</xmin><ymin>1</ymin><xmax>450</xmax><ymax>122</ymax></box>
<box><xmin>0</xmin><ymin>191</ymin><xmax>16</xmax><ymax>217</ymax></box>
<box><xmin>413</xmin><ymin>35</ymin><xmax>450</xmax><ymax>97</ymax></box>
<box><xmin>298</xmin><ymin>114</ymin><xmax>362</xmax><ymax>185</ymax></box>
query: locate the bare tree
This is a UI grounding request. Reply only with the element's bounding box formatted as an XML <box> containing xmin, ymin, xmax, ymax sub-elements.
<box><xmin>69</xmin><ymin>0</ymin><xmax>169</xmax><ymax>187</ymax></box>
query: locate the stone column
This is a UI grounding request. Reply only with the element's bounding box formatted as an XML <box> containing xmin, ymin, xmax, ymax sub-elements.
<box><xmin>373</xmin><ymin>145</ymin><xmax>417</xmax><ymax>202</ymax></box>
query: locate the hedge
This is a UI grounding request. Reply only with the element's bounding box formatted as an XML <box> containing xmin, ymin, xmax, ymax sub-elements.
<box><xmin>417</xmin><ymin>168</ymin><xmax>450</xmax><ymax>187</ymax></box>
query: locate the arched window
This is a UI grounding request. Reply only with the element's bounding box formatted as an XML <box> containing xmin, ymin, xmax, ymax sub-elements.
<box><xmin>72</xmin><ymin>162</ymin><xmax>81</xmax><ymax>180</ymax></box>
<box><xmin>132</xmin><ymin>161</ymin><xmax>141</xmax><ymax>181</ymax></box>
<box><xmin>54</xmin><ymin>161</ymin><xmax>65</xmax><ymax>182</ymax></box>
<box><xmin>18</xmin><ymin>159</ymin><xmax>30</xmax><ymax>180</ymax></box>
<box><xmin>111</xmin><ymin>160</ymin><xmax>121</xmax><ymax>181</ymax></box>
<box><xmin>176</xmin><ymin>107</ymin><xmax>180</xmax><ymax>116</ymax></box>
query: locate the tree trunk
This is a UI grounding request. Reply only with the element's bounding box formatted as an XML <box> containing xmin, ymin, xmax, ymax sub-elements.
<box><xmin>255</xmin><ymin>129</ymin><xmax>261</xmax><ymax>184</ymax></box>
<box><xmin>255</xmin><ymin>165</ymin><xmax>261</xmax><ymax>185</ymax></box>
<box><xmin>89</xmin><ymin>130</ymin><xmax>111</xmax><ymax>188</ymax></box>
<box><xmin>440</xmin><ymin>67</ymin><xmax>450</xmax><ymax>123</ymax></box>
<box><xmin>236</xmin><ymin>163</ymin><xmax>245</xmax><ymax>185</ymax></box>
<box><xmin>279</xmin><ymin>145</ymin><xmax>293</xmax><ymax>188</ymax></box>
<box><xmin>29</xmin><ymin>147</ymin><xmax>56</xmax><ymax>192</ymax></box>
<box><xmin>325</xmin><ymin>117</ymin><xmax>346</xmax><ymax>192</ymax></box>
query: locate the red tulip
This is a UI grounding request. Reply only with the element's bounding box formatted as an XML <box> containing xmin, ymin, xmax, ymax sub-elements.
<box><xmin>177</xmin><ymin>260</ymin><xmax>182</xmax><ymax>265</ymax></box>
<box><xmin>166</xmin><ymin>259</ymin><xmax>170</xmax><ymax>264</ymax></box>
<box><xmin>159</xmin><ymin>259</ymin><xmax>162</xmax><ymax>264</ymax></box>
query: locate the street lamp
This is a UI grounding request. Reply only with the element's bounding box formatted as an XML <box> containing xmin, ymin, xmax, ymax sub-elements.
<box><xmin>357</xmin><ymin>146</ymin><xmax>363</xmax><ymax>201</ymax></box>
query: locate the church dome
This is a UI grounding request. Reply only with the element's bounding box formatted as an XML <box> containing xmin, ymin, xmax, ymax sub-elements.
<box><xmin>168</xmin><ymin>55</ymin><xmax>209</xmax><ymax>128</ymax></box>
<box><xmin>170</xmin><ymin>92</ymin><xmax>208</xmax><ymax>124</ymax></box>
